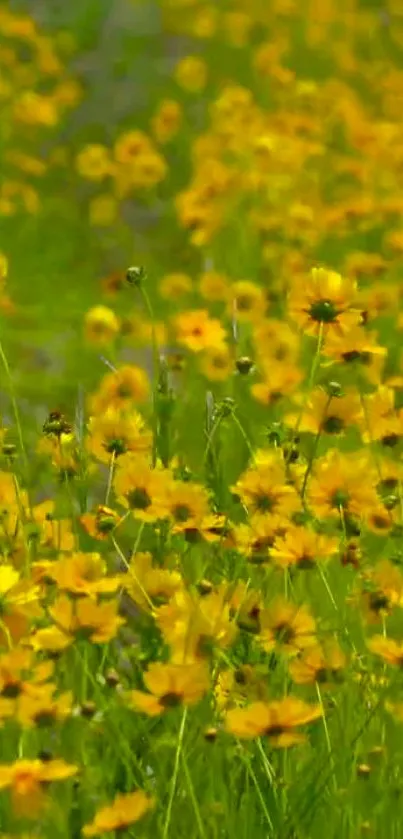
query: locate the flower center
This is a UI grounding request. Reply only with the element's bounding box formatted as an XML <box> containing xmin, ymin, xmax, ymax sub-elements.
<box><xmin>160</xmin><ymin>692</ymin><xmax>183</xmax><ymax>708</ymax></box>
<box><xmin>331</xmin><ymin>489</ymin><xmax>350</xmax><ymax>509</ymax></box>
<box><xmin>254</xmin><ymin>493</ymin><xmax>275</xmax><ymax>513</ymax></box>
<box><xmin>309</xmin><ymin>299</ymin><xmax>339</xmax><ymax>323</ymax></box>
<box><xmin>274</xmin><ymin>622</ymin><xmax>295</xmax><ymax>645</ymax></box>
<box><xmin>322</xmin><ymin>416</ymin><xmax>344</xmax><ymax>434</ymax></box>
<box><xmin>105</xmin><ymin>438</ymin><xmax>128</xmax><ymax>456</ymax></box>
<box><xmin>127</xmin><ymin>488</ymin><xmax>151</xmax><ymax>510</ymax></box>
<box><xmin>173</xmin><ymin>503</ymin><xmax>192</xmax><ymax>522</ymax></box>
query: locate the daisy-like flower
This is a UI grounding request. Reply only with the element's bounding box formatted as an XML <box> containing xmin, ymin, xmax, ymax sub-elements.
<box><xmin>366</xmin><ymin>635</ymin><xmax>403</xmax><ymax>667</ymax></box>
<box><xmin>80</xmin><ymin>505</ymin><xmax>121</xmax><ymax>541</ymax></box>
<box><xmin>84</xmin><ymin>305</ymin><xmax>120</xmax><ymax>346</ymax></box>
<box><xmin>160</xmin><ymin>478</ymin><xmax>211</xmax><ymax>533</ymax></box>
<box><xmin>271</xmin><ymin>525</ymin><xmax>339</xmax><ymax>570</ymax></box>
<box><xmin>251</xmin><ymin>361</ymin><xmax>303</xmax><ymax>406</ymax></box>
<box><xmin>307</xmin><ymin>449</ymin><xmax>379</xmax><ymax>520</ymax></box>
<box><xmin>322</xmin><ymin>325</ymin><xmax>386</xmax><ymax>385</ymax></box>
<box><xmin>359</xmin><ymin>386</ymin><xmax>403</xmax><ymax>445</ymax></box>
<box><xmin>173</xmin><ymin>309</ymin><xmax>227</xmax><ymax>353</ymax></box>
<box><xmin>113</xmin><ymin>454</ymin><xmax>170</xmax><ymax>522</ymax></box>
<box><xmin>88</xmin><ymin>364</ymin><xmax>150</xmax><ymax>414</ymax></box>
<box><xmin>0</xmin><ymin>758</ymin><xmax>77</xmax><ymax>817</ymax></box>
<box><xmin>0</xmin><ymin>565</ymin><xmax>42</xmax><ymax>646</ymax></box>
<box><xmin>286</xmin><ymin>388</ymin><xmax>362</xmax><ymax>436</ymax></box>
<box><xmin>156</xmin><ymin>588</ymin><xmax>237</xmax><ymax>663</ymax></box>
<box><xmin>289</xmin><ymin>640</ymin><xmax>346</xmax><ymax>686</ymax></box>
<box><xmin>259</xmin><ymin>598</ymin><xmax>317</xmax><ymax>656</ymax></box>
<box><xmin>30</xmin><ymin>595</ymin><xmax>125</xmax><ymax>652</ymax></box>
<box><xmin>44</xmin><ymin>552</ymin><xmax>122</xmax><ymax>597</ymax></box>
<box><xmin>225</xmin><ymin>696</ymin><xmax>322</xmax><ymax>746</ymax></box>
<box><xmin>199</xmin><ymin>345</ymin><xmax>234</xmax><ymax>382</ymax></box>
<box><xmin>86</xmin><ymin>408</ymin><xmax>152</xmax><ymax>464</ymax></box>
<box><xmin>228</xmin><ymin>280</ymin><xmax>267</xmax><ymax>323</ymax></box>
<box><xmin>83</xmin><ymin>790</ymin><xmax>154</xmax><ymax>837</ymax></box>
<box><xmin>231</xmin><ymin>452</ymin><xmax>301</xmax><ymax>519</ymax></box>
<box><xmin>15</xmin><ymin>684</ymin><xmax>73</xmax><ymax>728</ymax></box>
<box><xmin>123</xmin><ymin>551</ymin><xmax>183</xmax><ymax>612</ymax></box>
<box><xmin>287</xmin><ymin>266</ymin><xmax>360</xmax><ymax>336</ymax></box>
<box><xmin>126</xmin><ymin>661</ymin><xmax>210</xmax><ymax>715</ymax></box>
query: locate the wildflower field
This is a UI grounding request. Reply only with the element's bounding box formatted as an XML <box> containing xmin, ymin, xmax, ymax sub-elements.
<box><xmin>3</xmin><ymin>0</ymin><xmax>403</xmax><ymax>836</ymax></box>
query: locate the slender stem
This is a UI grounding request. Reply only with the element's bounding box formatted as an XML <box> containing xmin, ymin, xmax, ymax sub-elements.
<box><xmin>162</xmin><ymin>708</ymin><xmax>187</xmax><ymax>839</ymax></box>
<box><xmin>0</xmin><ymin>339</ymin><xmax>28</xmax><ymax>470</ymax></box>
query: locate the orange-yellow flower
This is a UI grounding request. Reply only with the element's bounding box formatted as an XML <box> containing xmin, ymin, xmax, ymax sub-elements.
<box><xmin>174</xmin><ymin>309</ymin><xmax>226</xmax><ymax>353</ymax></box>
<box><xmin>0</xmin><ymin>758</ymin><xmax>77</xmax><ymax>817</ymax></box>
<box><xmin>83</xmin><ymin>790</ymin><xmax>154</xmax><ymax>837</ymax></box>
<box><xmin>225</xmin><ymin>697</ymin><xmax>322</xmax><ymax>746</ymax></box>
<box><xmin>287</xmin><ymin>266</ymin><xmax>360</xmax><ymax>336</ymax></box>
<box><xmin>127</xmin><ymin>661</ymin><xmax>210</xmax><ymax>715</ymax></box>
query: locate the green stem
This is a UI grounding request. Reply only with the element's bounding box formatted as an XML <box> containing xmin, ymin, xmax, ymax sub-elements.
<box><xmin>162</xmin><ymin>708</ymin><xmax>187</xmax><ymax>839</ymax></box>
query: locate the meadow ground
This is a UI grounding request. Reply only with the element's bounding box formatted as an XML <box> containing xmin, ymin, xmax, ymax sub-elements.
<box><xmin>2</xmin><ymin>1</ymin><xmax>403</xmax><ymax>837</ymax></box>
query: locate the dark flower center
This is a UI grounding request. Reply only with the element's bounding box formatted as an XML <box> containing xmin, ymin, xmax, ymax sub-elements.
<box><xmin>127</xmin><ymin>488</ymin><xmax>151</xmax><ymax>510</ymax></box>
<box><xmin>322</xmin><ymin>416</ymin><xmax>344</xmax><ymax>434</ymax></box>
<box><xmin>274</xmin><ymin>622</ymin><xmax>295</xmax><ymax>645</ymax></box>
<box><xmin>160</xmin><ymin>692</ymin><xmax>183</xmax><ymax>709</ymax></box>
<box><xmin>264</xmin><ymin>724</ymin><xmax>286</xmax><ymax>737</ymax></box>
<box><xmin>173</xmin><ymin>504</ymin><xmax>192</xmax><ymax>522</ymax></box>
<box><xmin>382</xmin><ymin>434</ymin><xmax>400</xmax><ymax>448</ymax></box>
<box><xmin>309</xmin><ymin>299</ymin><xmax>339</xmax><ymax>323</ymax></box>
<box><xmin>331</xmin><ymin>489</ymin><xmax>350</xmax><ymax>510</ymax></box>
<box><xmin>105</xmin><ymin>438</ymin><xmax>127</xmax><ymax>456</ymax></box>
<box><xmin>254</xmin><ymin>493</ymin><xmax>275</xmax><ymax>513</ymax></box>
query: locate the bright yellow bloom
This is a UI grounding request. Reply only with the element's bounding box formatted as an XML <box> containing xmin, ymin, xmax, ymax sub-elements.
<box><xmin>127</xmin><ymin>661</ymin><xmax>210</xmax><ymax>715</ymax></box>
<box><xmin>83</xmin><ymin>790</ymin><xmax>154</xmax><ymax>837</ymax></box>
<box><xmin>84</xmin><ymin>305</ymin><xmax>120</xmax><ymax>345</ymax></box>
<box><xmin>287</xmin><ymin>266</ymin><xmax>360</xmax><ymax>336</ymax></box>
<box><xmin>174</xmin><ymin>309</ymin><xmax>227</xmax><ymax>352</ymax></box>
<box><xmin>225</xmin><ymin>697</ymin><xmax>322</xmax><ymax>746</ymax></box>
<box><xmin>0</xmin><ymin>758</ymin><xmax>77</xmax><ymax>817</ymax></box>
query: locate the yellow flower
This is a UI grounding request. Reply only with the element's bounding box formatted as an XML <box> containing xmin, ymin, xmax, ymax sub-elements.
<box><xmin>86</xmin><ymin>408</ymin><xmax>152</xmax><ymax>464</ymax></box>
<box><xmin>161</xmin><ymin>479</ymin><xmax>211</xmax><ymax>533</ymax></box>
<box><xmin>113</xmin><ymin>455</ymin><xmax>170</xmax><ymax>522</ymax></box>
<box><xmin>76</xmin><ymin>144</ymin><xmax>112</xmax><ymax>181</ymax></box>
<box><xmin>199</xmin><ymin>345</ymin><xmax>234</xmax><ymax>381</ymax></box>
<box><xmin>366</xmin><ymin>635</ymin><xmax>403</xmax><ymax>666</ymax></box>
<box><xmin>84</xmin><ymin>305</ymin><xmax>120</xmax><ymax>345</ymax></box>
<box><xmin>16</xmin><ymin>685</ymin><xmax>73</xmax><ymax>728</ymax></box>
<box><xmin>289</xmin><ymin>640</ymin><xmax>346</xmax><ymax>686</ymax></box>
<box><xmin>259</xmin><ymin>598</ymin><xmax>317</xmax><ymax>656</ymax></box>
<box><xmin>113</xmin><ymin>130</ymin><xmax>152</xmax><ymax>165</ymax></box>
<box><xmin>271</xmin><ymin>525</ymin><xmax>339</xmax><ymax>570</ymax></box>
<box><xmin>151</xmin><ymin>99</ymin><xmax>182</xmax><ymax>144</ymax></box>
<box><xmin>287</xmin><ymin>266</ymin><xmax>360</xmax><ymax>336</ymax></box>
<box><xmin>307</xmin><ymin>449</ymin><xmax>379</xmax><ymax>520</ymax></box>
<box><xmin>88</xmin><ymin>364</ymin><xmax>150</xmax><ymax>414</ymax></box>
<box><xmin>231</xmin><ymin>452</ymin><xmax>301</xmax><ymax>519</ymax></box>
<box><xmin>159</xmin><ymin>272</ymin><xmax>193</xmax><ymax>300</ymax></box>
<box><xmin>286</xmin><ymin>388</ymin><xmax>362</xmax><ymax>436</ymax></box>
<box><xmin>127</xmin><ymin>661</ymin><xmax>210</xmax><ymax>715</ymax></box>
<box><xmin>0</xmin><ymin>565</ymin><xmax>41</xmax><ymax>645</ymax></box>
<box><xmin>198</xmin><ymin>271</ymin><xmax>230</xmax><ymax>302</ymax></box>
<box><xmin>225</xmin><ymin>697</ymin><xmax>322</xmax><ymax>746</ymax></box>
<box><xmin>123</xmin><ymin>551</ymin><xmax>182</xmax><ymax>612</ymax></box>
<box><xmin>174</xmin><ymin>56</ymin><xmax>207</xmax><ymax>92</ymax></box>
<box><xmin>46</xmin><ymin>552</ymin><xmax>122</xmax><ymax>597</ymax></box>
<box><xmin>228</xmin><ymin>280</ymin><xmax>267</xmax><ymax>323</ymax></box>
<box><xmin>45</xmin><ymin>594</ymin><xmax>125</xmax><ymax>648</ymax></box>
<box><xmin>83</xmin><ymin>790</ymin><xmax>154</xmax><ymax>837</ymax></box>
<box><xmin>0</xmin><ymin>758</ymin><xmax>77</xmax><ymax>817</ymax></box>
<box><xmin>174</xmin><ymin>309</ymin><xmax>227</xmax><ymax>353</ymax></box>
